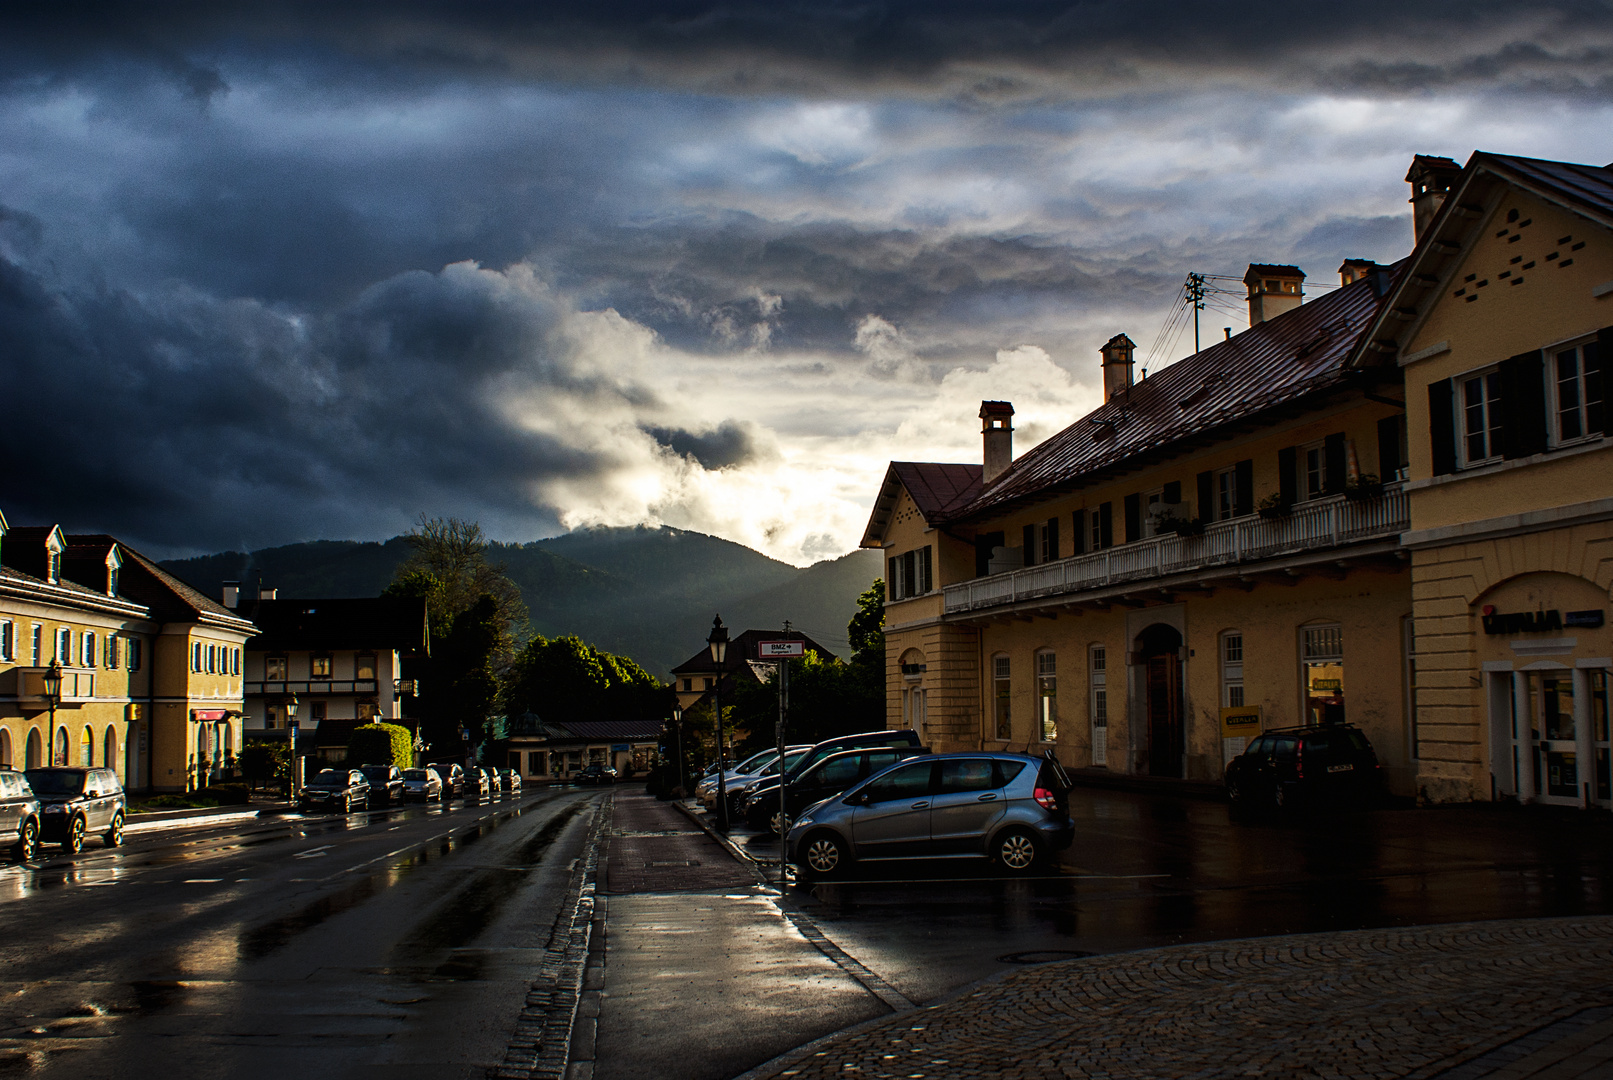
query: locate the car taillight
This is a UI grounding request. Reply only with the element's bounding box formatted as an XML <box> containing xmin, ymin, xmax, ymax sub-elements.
<box><xmin>1034</xmin><ymin>786</ymin><xmax>1058</xmax><ymax>811</ymax></box>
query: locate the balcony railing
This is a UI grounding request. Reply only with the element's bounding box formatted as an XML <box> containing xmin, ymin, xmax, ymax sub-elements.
<box><xmin>245</xmin><ymin>680</ymin><xmax>380</xmax><ymax>696</ymax></box>
<box><xmin>943</xmin><ymin>484</ymin><xmax>1408</xmax><ymax>615</ymax></box>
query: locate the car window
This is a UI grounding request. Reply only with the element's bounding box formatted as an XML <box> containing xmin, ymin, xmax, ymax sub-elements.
<box><xmin>1272</xmin><ymin>736</ymin><xmax>1298</xmax><ymax>761</ymax></box>
<box><xmin>1000</xmin><ymin>760</ymin><xmax>1030</xmax><ymax>786</ymax></box>
<box><xmin>1</xmin><ymin>774</ymin><xmax>16</xmax><ymax>798</ymax></box>
<box><xmin>859</xmin><ymin>761</ymin><xmax>935</xmax><ymax>803</ymax></box>
<box><xmin>812</xmin><ymin>756</ymin><xmax>862</xmax><ymax>788</ymax></box>
<box><xmin>1340</xmin><ymin>730</ymin><xmax>1371</xmax><ymax>753</ymax></box>
<box><xmin>863</xmin><ymin>750</ymin><xmax>903</xmax><ymax>774</ymax></box>
<box><xmin>938</xmin><ymin>759</ymin><xmax>996</xmax><ymax>794</ymax></box>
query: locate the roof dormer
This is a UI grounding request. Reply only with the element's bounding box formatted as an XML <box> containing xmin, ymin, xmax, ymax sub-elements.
<box><xmin>43</xmin><ymin>525</ymin><xmax>65</xmax><ymax>585</ymax></box>
<box><xmin>105</xmin><ymin>544</ymin><xmax>123</xmax><ymax>598</ymax></box>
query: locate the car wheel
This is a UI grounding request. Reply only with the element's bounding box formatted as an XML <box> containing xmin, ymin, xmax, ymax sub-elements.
<box><xmin>105</xmin><ymin>812</ymin><xmax>124</xmax><ymax>848</ymax></box>
<box><xmin>65</xmin><ymin>816</ymin><xmax>86</xmax><ymax>854</ymax></box>
<box><xmin>342</xmin><ymin>796</ymin><xmax>352</xmax><ymax>814</ymax></box>
<box><xmin>14</xmin><ymin>819</ymin><xmax>38</xmax><ymax>863</ymax></box>
<box><xmin>994</xmin><ymin>828</ymin><xmax>1040</xmax><ymax>873</ymax></box>
<box><xmin>769</xmin><ymin>810</ymin><xmax>791</xmax><ymax>836</ymax></box>
<box><xmin>801</xmin><ymin>831</ymin><xmax>849</xmax><ymax>879</ymax></box>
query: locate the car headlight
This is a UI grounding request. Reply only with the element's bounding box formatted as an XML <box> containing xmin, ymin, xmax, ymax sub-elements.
<box><xmin>793</xmin><ymin>814</ymin><xmax>814</xmax><ymax>829</ymax></box>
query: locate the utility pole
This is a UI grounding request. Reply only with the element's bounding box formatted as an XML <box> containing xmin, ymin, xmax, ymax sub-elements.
<box><xmin>1186</xmin><ymin>273</ymin><xmax>1207</xmax><ymax>354</ymax></box>
<box><xmin>777</xmin><ymin>621</ymin><xmax>791</xmax><ymax>888</ymax></box>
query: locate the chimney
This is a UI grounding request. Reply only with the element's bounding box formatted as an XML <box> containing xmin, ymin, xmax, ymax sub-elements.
<box><xmin>1338</xmin><ymin>258</ymin><xmax>1381</xmax><ymax>286</ymax></box>
<box><xmin>1100</xmin><ymin>334</ymin><xmax>1135</xmax><ymax>402</ymax></box>
<box><xmin>979</xmin><ymin>400</ymin><xmax>1014</xmax><ymax>484</ymax></box>
<box><xmin>1406</xmin><ymin>155</ymin><xmax>1462</xmax><ymax>243</ymax></box>
<box><xmin>222</xmin><ymin>581</ymin><xmax>240</xmax><ymax>609</ymax></box>
<box><xmin>258</xmin><ymin>586</ymin><xmax>277</xmax><ymax>601</ymax></box>
<box><xmin>1244</xmin><ymin>264</ymin><xmax>1305</xmax><ymax>325</ymax></box>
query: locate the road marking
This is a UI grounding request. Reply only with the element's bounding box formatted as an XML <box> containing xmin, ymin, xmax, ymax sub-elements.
<box><xmin>293</xmin><ymin>846</ymin><xmax>333</xmax><ymax>859</ymax></box>
<box><xmin>182</xmin><ymin>878</ymin><xmax>224</xmax><ymax>884</ymax></box>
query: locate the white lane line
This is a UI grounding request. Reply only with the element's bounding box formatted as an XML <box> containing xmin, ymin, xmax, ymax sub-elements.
<box><xmin>292</xmin><ymin>846</ymin><xmax>333</xmax><ymax>859</ymax></box>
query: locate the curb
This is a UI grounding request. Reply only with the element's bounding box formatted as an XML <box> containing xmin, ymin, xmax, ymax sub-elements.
<box><xmin>127</xmin><ymin>802</ymin><xmax>294</xmax><ymax>825</ymax></box>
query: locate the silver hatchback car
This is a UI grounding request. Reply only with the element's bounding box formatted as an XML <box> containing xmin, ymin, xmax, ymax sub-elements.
<box><xmin>787</xmin><ymin>752</ymin><xmax>1073</xmax><ymax>880</ymax></box>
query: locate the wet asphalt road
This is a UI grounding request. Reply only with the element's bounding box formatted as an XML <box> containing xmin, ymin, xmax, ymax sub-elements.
<box><xmin>738</xmin><ymin>788</ymin><xmax>1613</xmax><ymax>1005</ymax></box>
<box><xmin>0</xmin><ymin>786</ymin><xmax>604</xmax><ymax>1079</ymax></box>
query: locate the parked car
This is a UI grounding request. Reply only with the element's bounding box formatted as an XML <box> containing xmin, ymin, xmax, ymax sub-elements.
<box><xmin>25</xmin><ymin>767</ymin><xmax>127</xmax><ymax>852</ymax></box>
<box><xmin>299</xmin><ymin>769</ymin><xmax>372</xmax><ymax>814</ymax></box>
<box><xmin>401</xmin><ymin>767</ymin><xmax>444</xmax><ymax>803</ymax></box>
<box><xmin>787</xmin><ymin>752</ymin><xmax>1074</xmax><ymax>880</ymax></box>
<box><xmin>464</xmin><ymin>767</ymin><xmax>491</xmax><ymax>800</ymax></box>
<box><xmin>576</xmin><ymin>764</ymin><xmax>618</xmax><ymax>786</ymax></box>
<box><xmin>1225</xmin><ymin>724</ymin><xmax>1385</xmax><ymax>812</ymax></box>
<box><xmin>0</xmin><ymin>770</ymin><xmax>42</xmax><ymax>862</ymax></box>
<box><xmin>481</xmin><ymin>767</ymin><xmax>502</xmax><ymax>795</ymax></box>
<box><xmin>427</xmin><ymin>762</ymin><xmax>466</xmax><ymax>801</ymax></box>
<box><xmin>359</xmin><ymin>765</ymin><xmax>405</xmax><ymax>807</ymax></box>
<box><xmin>705</xmin><ymin>745</ymin><xmax>813</xmax><ymax>816</ymax></box>
<box><xmin>499</xmin><ymin>769</ymin><xmax>522</xmax><ymax>794</ymax></box>
<box><xmin>697</xmin><ymin>748</ymin><xmax>782</xmax><ymax>808</ymax></box>
<box><xmin>742</xmin><ymin>729</ymin><xmax>926</xmax><ymax>832</ymax></box>
<box><xmin>748</xmin><ymin>745</ymin><xmax>931</xmax><ymax>833</ymax></box>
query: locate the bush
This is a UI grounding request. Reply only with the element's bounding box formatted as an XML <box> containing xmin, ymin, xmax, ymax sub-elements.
<box><xmin>197</xmin><ymin>783</ymin><xmax>252</xmax><ymax>805</ymax></box>
<box><xmin>348</xmin><ymin>723</ymin><xmax>413</xmax><ymax>768</ymax></box>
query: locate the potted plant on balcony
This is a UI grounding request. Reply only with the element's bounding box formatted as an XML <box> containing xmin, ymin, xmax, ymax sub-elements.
<box><xmin>1156</xmin><ymin>513</ymin><xmax>1205</xmax><ymax>538</ymax></box>
<box><xmin>1256</xmin><ymin>492</ymin><xmax>1291</xmax><ymax>519</ymax></box>
<box><xmin>1344</xmin><ymin>472</ymin><xmax>1384</xmax><ymax>501</ymax></box>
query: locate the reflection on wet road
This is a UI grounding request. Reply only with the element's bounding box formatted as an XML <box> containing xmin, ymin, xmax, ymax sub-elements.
<box><xmin>779</xmin><ymin>788</ymin><xmax>1613</xmax><ymax>1003</ymax></box>
<box><xmin>0</xmin><ymin>788</ymin><xmax>604</xmax><ymax>1078</ymax></box>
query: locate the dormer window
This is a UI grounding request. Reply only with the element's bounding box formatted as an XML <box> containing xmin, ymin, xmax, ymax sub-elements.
<box><xmin>105</xmin><ymin>546</ymin><xmax>123</xmax><ymax>597</ymax></box>
<box><xmin>46</xmin><ymin>551</ymin><xmax>60</xmax><ymax>584</ymax></box>
<box><xmin>107</xmin><ymin>566</ymin><xmax>119</xmax><ymax>597</ymax></box>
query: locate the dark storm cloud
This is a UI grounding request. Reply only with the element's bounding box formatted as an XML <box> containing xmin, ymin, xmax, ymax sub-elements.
<box><xmin>644</xmin><ymin>421</ymin><xmax>757</xmax><ymax>470</ymax></box>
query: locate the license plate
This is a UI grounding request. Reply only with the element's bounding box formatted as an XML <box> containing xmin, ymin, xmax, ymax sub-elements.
<box><xmin>1327</xmin><ymin>764</ymin><xmax>1354</xmax><ymax>774</ymax></box>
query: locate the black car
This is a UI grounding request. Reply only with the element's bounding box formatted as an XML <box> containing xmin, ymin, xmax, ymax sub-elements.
<box><xmin>427</xmin><ymin>763</ymin><xmax>465</xmax><ymax>801</ymax></box>
<box><xmin>575</xmin><ymin>764</ymin><xmax>617</xmax><ymax>786</ymax></box>
<box><xmin>299</xmin><ymin>769</ymin><xmax>372</xmax><ymax>814</ymax></box>
<box><xmin>741</xmin><ymin>729</ymin><xmax>925</xmax><ymax>830</ymax></box>
<box><xmin>0</xmin><ymin>770</ymin><xmax>42</xmax><ymax>862</ymax></box>
<box><xmin>359</xmin><ymin>765</ymin><xmax>405</xmax><ymax>807</ymax></box>
<box><xmin>1225</xmin><ymin>724</ymin><xmax>1384</xmax><ymax>812</ymax></box>
<box><xmin>746</xmin><ymin>745</ymin><xmax>931</xmax><ymax>833</ymax></box>
<box><xmin>26</xmin><ymin>767</ymin><xmax>126</xmax><ymax>852</ymax></box>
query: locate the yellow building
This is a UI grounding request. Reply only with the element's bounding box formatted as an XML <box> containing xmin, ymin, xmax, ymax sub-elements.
<box><xmin>0</xmin><ymin>514</ymin><xmax>256</xmax><ymax>792</ymax></box>
<box><xmin>863</xmin><ymin>258</ymin><xmax>1419</xmax><ymax>791</ymax></box>
<box><xmin>1355</xmin><ymin>152</ymin><xmax>1613</xmax><ymax>806</ymax></box>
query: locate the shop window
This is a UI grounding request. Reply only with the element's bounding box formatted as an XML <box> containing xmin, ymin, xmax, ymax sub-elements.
<box><xmin>1302</xmin><ymin>624</ymin><xmax>1345</xmax><ymax>726</ymax></box>
<box><xmin>1552</xmin><ymin>341</ymin><xmax>1604</xmax><ymax>445</ymax></box>
<box><xmin>1089</xmin><ymin>646</ymin><xmax>1108</xmax><ymax>767</ymax></box>
<box><xmin>1221</xmin><ymin>632</ymin><xmax>1244</xmax><ymax>707</ymax></box>
<box><xmin>356</xmin><ymin>653</ymin><xmax>377</xmax><ymax>681</ymax></box>
<box><xmin>266</xmin><ymin>655</ymin><xmax>288</xmax><ymax>680</ymax></box>
<box><xmin>1036</xmin><ymin>651</ymin><xmax>1057</xmax><ymax>742</ymax></box>
<box><xmin>311</xmin><ymin>655</ymin><xmax>333</xmax><ymax>679</ymax></box>
<box><xmin>993</xmin><ymin>655</ymin><xmax>1011</xmax><ymax>740</ymax></box>
<box><xmin>1459</xmin><ymin>367</ymin><xmax>1504</xmax><ymax>465</ymax></box>
<box><xmin>79</xmin><ymin>727</ymin><xmax>93</xmax><ymax>767</ymax></box>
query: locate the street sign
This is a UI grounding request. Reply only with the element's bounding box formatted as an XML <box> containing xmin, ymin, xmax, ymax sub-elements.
<box><xmin>757</xmin><ymin>640</ymin><xmax>805</xmax><ymax>658</ymax></box>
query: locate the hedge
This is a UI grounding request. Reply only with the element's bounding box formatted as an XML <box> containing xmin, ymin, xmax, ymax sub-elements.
<box><xmin>348</xmin><ymin>723</ymin><xmax>413</xmax><ymax>769</ymax></box>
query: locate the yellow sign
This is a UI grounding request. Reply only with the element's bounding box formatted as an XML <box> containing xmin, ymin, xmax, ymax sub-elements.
<box><xmin>1220</xmin><ymin>706</ymin><xmax>1262</xmax><ymax>739</ymax></box>
<box><xmin>126</xmin><ymin>703</ymin><xmax>145</xmax><ymax>722</ymax></box>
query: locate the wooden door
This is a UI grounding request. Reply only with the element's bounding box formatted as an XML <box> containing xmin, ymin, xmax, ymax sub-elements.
<box><xmin>1146</xmin><ymin>654</ymin><xmax>1183</xmax><ymax>777</ymax></box>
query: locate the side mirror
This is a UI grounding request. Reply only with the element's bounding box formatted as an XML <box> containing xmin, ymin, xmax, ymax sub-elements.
<box><xmin>847</xmin><ymin>791</ymin><xmax>870</xmax><ymax>805</ymax></box>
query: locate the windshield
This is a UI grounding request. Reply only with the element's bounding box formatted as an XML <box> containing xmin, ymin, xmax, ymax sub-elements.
<box><xmin>309</xmin><ymin>771</ymin><xmax>349</xmax><ymax>788</ymax></box>
<box><xmin>759</xmin><ymin>749</ymin><xmax>811</xmax><ymax>776</ymax></box>
<box><xmin>360</xmin><ymin>767</ymin><xmax>391</xmax><ymax>780</ymax></box>
<box><xmin>24</xmin><ymin>770</ymin><xmax>85</xmax><ymax>796</ymax></box>
<box><xmin>403</xmin><ymin>769</ymin><xmax>430</xmax><ymax>780</ymax></box>
<box><xmin>734</xmin><ymin>750</ymin><xmax>777</xmax><ymax>774</ymax></box>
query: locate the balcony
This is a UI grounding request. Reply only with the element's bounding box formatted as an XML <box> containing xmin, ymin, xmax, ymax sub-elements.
<box><xmin>943</xmin><ymin>484</ymin><xmax>1408</xmax><ymax>615</ymax></box>
<box><xmin>7</xmin><ymin>666</ymin><xmax>97</xmax><ymax>702</ymax></box>
<box><xmin>245</xmin><ymin>680</ymin><xmax>380</xmax><ymax>696</ymax></box>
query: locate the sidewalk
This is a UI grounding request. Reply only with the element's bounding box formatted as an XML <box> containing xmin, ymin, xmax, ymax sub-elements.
<box><xmin>741</xmin><ymin>915</ymin><xmax>1613</xmax><ymax>1080</ymax></box>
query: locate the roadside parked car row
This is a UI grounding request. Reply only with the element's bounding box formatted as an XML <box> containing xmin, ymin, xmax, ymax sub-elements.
<box><xmin>298</xmin><ymin>763</ymin><xmax>523</xmax><ymax>813</ymax></box>
<box><xmin>1</xmin><ymin>766</ymin><xmax>128</xmax><ymax>861</ymax></box>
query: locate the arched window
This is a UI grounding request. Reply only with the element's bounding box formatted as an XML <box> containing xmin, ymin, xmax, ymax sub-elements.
<box><xmin>1036</xmin><ymin>650</ymin><xmax>1057</xmax><ymax>743</ymax></box>
<box><xmin>0</xmin><ymin>728</ymin><xmax>11</xmax><ymax>769</ymax></box>
<box><xmin>54</xmin><ymin>726</ymin><xmax>69</xmax><ymax>766</ymax></box>
<box><xmin>25</xmin><ymin>728</ymin><xmax>42</xmax><ymax>770</ymax></box>
<box><xmin>80</xmin><ymin>726</ymin><xmax>93</xmax><ymax>767</ymax></box>
<box><xmin>104</xmin><ymin>727</ymin><xmax>118</xmax><ymax>771</ymax></box>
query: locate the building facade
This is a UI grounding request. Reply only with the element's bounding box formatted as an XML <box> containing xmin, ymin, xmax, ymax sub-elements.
<box><xmin>501</xmin><ymin>714</ymin><xmax>663</xmax><ymax>780</ymax></box>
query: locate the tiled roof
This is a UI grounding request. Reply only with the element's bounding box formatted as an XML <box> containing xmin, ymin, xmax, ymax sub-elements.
<box><xmin>240</xmin><ymin>597</ymin><xmax>429</xmax><ymax>654</ymax></box>
<box><xmin>1246</xmin><ymin>263</ymin><xmax>1304</xmax><ymax>278</ymax></box>
<box><xmin>117</xmin><ymin>544</ymin><xmax>256</xmax><ymax>630</ymax></box>
<box><xmin>1479</xmin><ymin>152</ymin><xmax>1613</xmax><ymax>225</ymax></box>
<box><xmin>942</xmin><ymin>263</ymin><xmax>1402</xmax><ymax>523</ymax></box>
<box><xmin>670</xmin><ymin>627</ymin><xmax>836</xmax><ymax>674</ymax></box>
<box><xmin>892</xmin><ymin>462</ymin><xmax>983</xmax><ymax>520</ymax></box>
<box><xmin>551</xmin><ymin>718</ymin><xmax>665</xmax><ymax>741</ymax></box>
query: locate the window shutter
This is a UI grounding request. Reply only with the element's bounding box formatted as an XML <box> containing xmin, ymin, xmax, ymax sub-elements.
<box><xmin>1022</xmin><ymin>523</ymin><xmax>1037</xmax><ymax>567</ymax></box>
<box><xmin>1124</xmin><ymin>493</ymin><xmax>1141</xmax><ymax>543</ymax></box>
<box><xmin>903</xmin><ymin>550</ymin><xmax>917</xmax><ymax>595</ymax></box>
<box><xmin>920</xmin><ymin>546</ymin><xmax>933</xmax><ymax>593</ymax></box>
<box><xmin>1323</xmin><ymin>432</ymin><xmax>1347</xmax><ymax>494</ymax></box>
<box><xmin>1045</xmin><ymin>517</ymin><xmax>1059</xmax><ymax>561</ymax></box>
<box><xmin>1196</xmin><ymin>471</ymin><xmax>1213</xmax><ymax>523</ymax></box>
<box><xmin>887</xmin><ymin>558</ymin><xmax>899</xmax><ymax>599</ymax></box>
<box><xmin>1499</xmin><ymin>349</ymin><xmax>1547</xmax><ymax>459</ymax></box>
<box><xmin>1098</xmin><ymin>502</ymin><xmax>1114</xmax><ymax>549</ymax></box>
<box><xmin>1071</xmin><ymin>509</ymin><xmax>1086</xmax><ymax>555</ymax></box>
<box><xmin>1278</xmin><ymin>446</ymin><xmax>1298</xmax><ymax>505</ymax></box>
<box><xmin>1588</xmin><ymin>327</ymin><xmax>1610</xmax><ymax>436</ymax></box>
<box><xmin>1428</xmin><ymin>378</ymin><xmax>1457</xmax><ymax>476</ymax></box>
<box><xmin>1234</xmin><ymin>459</ymin><xmax>1254</xmax><ymax>516</ymax></box>
<box><xmin>1376</xmin><ymin>415</ymin><xmax>1401</xmax><ymax>480</ymax></box>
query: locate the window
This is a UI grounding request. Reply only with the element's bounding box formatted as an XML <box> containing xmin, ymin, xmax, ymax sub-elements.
<box><xmin>1089</xmin><ymin>503</ymin><xmax>1113</xmax><ymax>551</ymax></box>
<box><xmin>1302</xmin><ymin>624</ymin><xmax>1345</xmax><ymax>726</ymax></box>
<box><xmin>1036</xmin><ymin>651</ymin><xmax>1057</xmax><ymax>743</ymax></box>
<box><xmin>1090</xmin><ymin>646</ymin><xmax>1108</xmax><ymax>767</ymax></box>
<box><xmin>888</xmin><ymin>546</ymin><xmax>934</xmax><ymax>599</ymax></box>
<box><xmin>46</xmin><ymin>550</ymin><xmax>60</xmax><ymax>584</ymax></box>
<box><xmin>265</xmin><ymin>655</ymin><xmax>288</xmax><ymax>680</ymax></box>
<box><xmin>106</xmin><ymin>635</ymin><xmax>119</xmax><ymax>669</ymax></box>
<box><xmin>104</xmin><ymin>729</ymin><xmax>118</xmax><ymax>771</ymax></box>
<box><xmin>1216</xmin><ymin>467</ymin><xmax>1238</xmax><ymax>521</ymax></box>
<box><xmin>79</xmin><ymin>727</ymin><xmax>92</xmax><ymax>767</ymax></box>
<box><xmin>128</xmin><ymin>638</ymin><xmax>142</xmax><ymax>672</ymax></box>
<box><xmin>1552</xmin><ymin>341</ymin><xmax>1604</xmax><ymax>444</ymax></box>
<box><xmin>938</xmin><ymin>758</ymin><xmax>997</xmax><ymax>794</ymax></box>
<box><xmin>232</xmin><ymin>648</ymin><xmax>241</xmax><ymax>676</ymax></box>
<box><xmin>1221</xmin><ymin>632</ymin><xmax>1244</xmax><ymax>708</ymax></box>
<box><xmin>1302</xmin><ymin>441</ymin><xmax>1327</xmax><ymax>499</ymax></box>
<box><xmin>311</xmin><ymin>701</ymin><xmax>327</xmax><ymax>722</ymax></box>
<box><xmin>356</xmin><ymin>653</ymin><xmax>377</xmax><ymax>681</ymax></box>
<box><xmin>357</xmin><ymin>700</ymin><xmax>380</xmax><ymax>721</ymax></box>
<box><xmin>81</xmin><ymin>632</ymin><xmax>96</xmax><ymax>668</ymax></box>
<box><xmin>208</xmin><ymin>644</ymin><xmax>219</xmax><ymax>674</ymax></box>
<box><xmin>31</xmin><ymin>625</ymin><xmax>41</xmax><ymax>666</ymax></box>
<box><xmin>57</xmin><ymin>628</ymin><xmax>72</xmax><ymax>664</ymax></box>
<box><xmin>993</xmin><ymin>655</ymin><xmax>1012</xmax><ymax>740</ymax></box>
<box><xmin>1022</xmin><ymin>518</ymin><xmax>1060</xmax><ymax>566</ymax></box>
<box><xmin>1460</xmin><ymin>367</ymin><xmax>1503</xmax><ymax>465</ymax></box>
<box><xmin>703</xmin><ymin>677</ymin><xmax>713</xmax><ymax>691</ymax></box>
<box><xmin>107</xmin><ymin>566</ymin><xmax>119</xmax><ymax>597</ymax></box>
<box><xmin>191</xmin><ymin>642</ymin><xmax>202</xmax><ymax>673</ymax></box>
<box><xmin>0</xmin><ymin>620</ymin><xmax>12</xmax><ymax>662</ymax></box>
<box><xmin>681</xmin><ymin>678</ymin><xmax>691</xmax><ymax>692</ymax></box>
<box><xmin>311</xmin><ymin>655</ymin><xmax>333</xmax><ymax>679</ymax></box>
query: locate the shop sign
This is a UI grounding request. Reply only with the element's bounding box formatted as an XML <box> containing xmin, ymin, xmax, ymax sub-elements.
<box><xmin>1310</xmin><ymin>678</ymin><xmax>1342</xmax><ymax>691</ymax></box>
<box><xmin>1220</xmin><ymin>706</ymin><xmax>1262</xmax><ymax>739</ymax></box>
<box><xmin>1481</xmin><ymin>607</ymin><xmax>1605</xmax><ymax>635</ymax></box>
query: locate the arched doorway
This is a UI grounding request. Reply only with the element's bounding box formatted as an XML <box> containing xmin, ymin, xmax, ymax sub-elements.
<box><xmin>1137</xmin><ymin>623</ymin><xmax>1184</xmax><ymax>777</ymax></box>
<box><xmin>0</xmin><ymin>729</ymin><xmax>10</xmax><ymax>769</ymax></box>
<box><xmin>54</xmin><ymin>727</ymin><xmax>69</xmax><ymax>767</ymax></box>
<box><xmin>25</xmin><ymin>728</ymin><xmax>42</xmax><ymax>770</ymax></box>
<box><xmin>899</xmin><ymin>649</ymin><xmax>927</xmax><ymax>739</ymax></box>
<box><xmin>80</xmin><ymin>727</ymin><xmax>93</xmax><ymax>767</ymax></box>
<box><xmin>104</xmin><ymin>727</ymin><xmax>118</xmax><ymax>771</ymax></box>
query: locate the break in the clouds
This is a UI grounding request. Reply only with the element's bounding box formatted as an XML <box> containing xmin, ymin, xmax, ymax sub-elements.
<box><xmin>2</xmin><ymin>3</ymin><xmax>1612</xmax><ymax>564</ymax></box>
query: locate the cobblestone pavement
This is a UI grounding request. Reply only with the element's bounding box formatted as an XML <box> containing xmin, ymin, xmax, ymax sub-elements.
<box><xmin>742</xmin><ymin>916</ymin><xmax>1613</xmax><ymax>1080</ymax></box>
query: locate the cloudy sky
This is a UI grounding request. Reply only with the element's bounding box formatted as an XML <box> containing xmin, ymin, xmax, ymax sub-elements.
<box><xmin>3</xmin><ymin>2</ymin><xmax>1611</xmax><ymax>564</ymax></box>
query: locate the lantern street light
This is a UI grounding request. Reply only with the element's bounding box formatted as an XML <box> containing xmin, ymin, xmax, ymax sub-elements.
<box><xmin>706</xmin><ymin>615</ymin><xmax>731</xmax><ymax>831</ymax></box>
<box><xmin>285</xmin><ymin>694</ymin><xmax>301</xmax><ymax>797</ymax></box>
<box><xmin>671</xmin><ymin>704</ymin><xmax>685</xmax><ymax>796</ymax></box>
<box><xmin>41</xmin><ymin>660</ymin><xmax>63</xmax><ymax>763</ymax></box>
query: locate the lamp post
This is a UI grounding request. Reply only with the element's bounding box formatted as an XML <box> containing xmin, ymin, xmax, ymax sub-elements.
<box><xmin>671</xmin><ymin>704</ymin><xmax>685</xmax><ymax>796</ymax></box>
<box><xmin>707</xmin><ymin>615</ymin><xmax>730</xmax><ymax>831</ymax></box>
<box><xmin>42</xmin><ymin>660</ymin><xmax>63</xmax><ymax>764</ymax></box>
<box><xmin>285</xmin><ymin>694</ymin><xmax>300</xmax><ymax>798</ymax></box>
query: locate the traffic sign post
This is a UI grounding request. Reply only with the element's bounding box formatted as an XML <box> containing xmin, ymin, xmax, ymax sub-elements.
<box><xmin>759</xmin><ymin>635</ymin><xmax>802</xmax><ymax>887</ymax></box>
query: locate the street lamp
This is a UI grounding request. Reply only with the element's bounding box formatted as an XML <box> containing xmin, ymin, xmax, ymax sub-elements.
<box><xmin>707</xmin><ymin>615</ymin><xmax>730</xmax><ymax>831</ymax></box>
<box><xmin>671</xmin><ymin>704</ymin><xmax>684</xmax><ymax>796</ymax></box>
<box><xmin>285</xmin><ymin>694</ymin><xmax>300</xmax><ymax>798</ymax></box>
<box><xmin>42</xmin><ymin>661</ymin><xmax>63</xmax><ymax>763</ymax></box>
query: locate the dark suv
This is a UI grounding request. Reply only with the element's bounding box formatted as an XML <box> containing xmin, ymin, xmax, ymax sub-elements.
<box><xmin>428</xmin><ymin>763</ymin><xmax>465</xmax><ymax>801</ymax></box>
<box><xmin>26</xmin><ymin>767</ymin><xmax>126</xmax><ymax>852</ymax></box>
<box><xmin>747</xmin><ymin>745</ymin><xmax>931</xmax><ymax>833</ymax></box>
<box><xmin>299</xmin><ymin>769</ymin><xmax>372</xmax><ymax>814</ymax></box>
<box><xmin>742</xmin><ymin>729</ymin><xmax>926</xmax><ymax>832</ymax></box>
<box><xmin>359</xmin><ymin>765</ymin><xmax>405</xmax><ymax>807</ymax></box>
<box><xmin>0</xmin><ymin>770</ymin><xmax>42</xmax><ymax>862</ymax></box>
<box><xmin>1225</xmin><ymin>724</ymin><xmax>1384</xmax><ymax>812</ymax></box>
